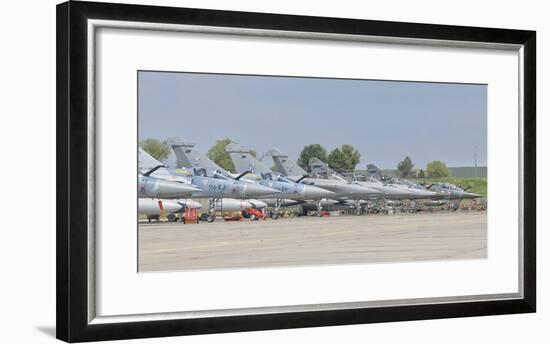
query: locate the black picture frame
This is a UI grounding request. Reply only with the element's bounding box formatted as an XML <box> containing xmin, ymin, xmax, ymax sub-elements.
<box><xmin>57</xmin><ymin>1</ymin><xmax>536</xmax><ymax>342</ymax></box>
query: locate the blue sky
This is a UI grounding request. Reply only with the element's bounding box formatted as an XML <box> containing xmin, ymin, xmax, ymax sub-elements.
<box><xmin>138</xmin><ymin>71</ymin><xmax>487</xmax><ymax>170</ymax></box>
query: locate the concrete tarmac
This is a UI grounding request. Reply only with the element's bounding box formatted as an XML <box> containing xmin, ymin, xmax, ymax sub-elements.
<box><xmin>138</xmin><ymin>211</ymin><xmax>487</xmax><ymax>272</ymax></box>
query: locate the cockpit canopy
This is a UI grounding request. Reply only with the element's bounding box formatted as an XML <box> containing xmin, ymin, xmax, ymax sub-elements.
<box><xmin>261</xmin><ymin>172</ymin><xmax>276</xmax><ymax>181</ymax></box>
<box><xmin>311</xmin><ymin>170</ymin><xmax>331</xmax><ymax>179</ymax></box>
<box><xmin>193</xmin><ymin>168</ymin><xmax>234</xmax><ymax>181</ymax></box>
<box><xmin>389</xmin><ymin>178</ymin><xmax>427</xmax><ymax>190</ymax></box>
<box><xmin>277</xmin><ymin>175</ymin><xmax>293</xmax><ymax>183</ymax></box>
<box><xmin>311</xmin><ymin>169</ymin><xmax>346</xmax><ymax>181</ymax></box>
<box><xmin>193</xmin><ymin>168</ymin><xmax>208</xmax><ymax>177</ymax></box>
<box><xmin>261</xmin><ymin>172</ymin><xmax>293</xmax><ymax>184</ymax></box>
<box><xmin>438</xmin><ymin>182</ymin><xmax>462</xmax><ymax>190</ymax></box>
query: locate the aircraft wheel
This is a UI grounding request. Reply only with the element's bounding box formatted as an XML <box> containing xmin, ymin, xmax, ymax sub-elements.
<box><xmin>271</xmin><ymin>212</ymin><xmax>279</xmax><ymax>220</ymax></box>
<box><xmin>148</xmin><ymin>215</ymin><xmax>160</xmax><ymax>222</ymax></box>
<box><xmin>206</xmin><ymin>214</ymin><xmax>215</xmax><ymax>223</ymax></box>
<box><xmin>250</xmin><ymin>214</ymin><xmax>257</xmax><ymax>221</ymax></box>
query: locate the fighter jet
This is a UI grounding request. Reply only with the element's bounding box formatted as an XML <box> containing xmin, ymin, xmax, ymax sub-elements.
<box><xmin>166</xmin><ymin>140</ymin><xmax>282</xmax><ymax>220</ymax></box>
<box><xmin>385</xmin><ymin>178</ymin><xmax>443</xmax><ymax>200</ymax></box>
<box><xmin>359</xmin><ymin>175</ymin><xmax>414</xmax><ymax>200</ymax></box>
<box><xmin>188</xmin><ymin>168</ymin><xmax>280</xmax><ymax>221</ymax></box>
<box><xmin>139</xmin><ymin>147</ymin><xmax>279</xmax><ymax>221</ymax></box>
<box><xmin>426</xmin><ymin>182</ymin><xmax>482</xmax><ymax>200</ymax></box>
<box><xmin>267</xmin><ymin>149</ymin><xmax>380</xmax><ymax>215</ymax></box>
<box><xmin>189</xmin><ymin>167</ymin><xmax>281</xmax><ymax>199</ymax></box>
<box><xmin>225</xmin><ymin>143</ymin><xmax>334</xmax><ymax>217</ymax></box>
<box><xmin>139</xmin><ymin>147</ymin><xmax>279</xmax><ymax>198</ymax></box>
<box><xmin>308</xmin><ymin>158</ymin><xmax>411</xmax><ymax>201</ymax></box>
<box><xmin>167</xmin><ymin>141</ymin><xmax>281</xmax><ymax>196</ymax></box>
<box><xmin>366</xmin><ymin>164</ymin><xmax>440</xmax><ymax>200</ymax></box>
<box><xmin>138</xmin><ymin>169</ymin><xmax>199</xmax><ymax>199</ymax></box>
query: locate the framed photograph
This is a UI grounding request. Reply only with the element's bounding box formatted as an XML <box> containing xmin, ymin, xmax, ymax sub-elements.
<box><xmin>57</xmin><ymin>1</ymin><xmax>536</xmax><ymax>342</ymax></box>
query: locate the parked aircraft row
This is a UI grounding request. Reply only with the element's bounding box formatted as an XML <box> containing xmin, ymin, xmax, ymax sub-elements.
<box><xmin>138</xmin><ymin>139</ymin><xmax>482</xmax><ymax>221</ymax></box>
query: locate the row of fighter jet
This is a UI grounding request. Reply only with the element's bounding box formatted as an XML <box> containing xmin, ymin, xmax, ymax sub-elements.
<box><xmin>138</xmin><ymin>139</ymin><xmax>482</xmax><ymax>221</ymax></box>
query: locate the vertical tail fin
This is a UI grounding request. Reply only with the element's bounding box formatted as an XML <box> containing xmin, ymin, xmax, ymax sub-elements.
<box><xmin>138</xmin><ymin>147</ymin><xmax>163</xmax><ymax>169</ymax></box>
<box><xmin>168</xmin><ymin>138</ymin><xmax>225</xmax><ymax>172</ymax></box>
<box><xmin>366</xmin><ymin>163</ymin><xmax>383</xmax><ymax>180</ymax></box>
<box><xmin>267</xmin><ymin>148</ymin><xmax>307</xmax><ymax>178</ymax></box>
<box><xmin>225</xmin><ymin>143</ymin><xmax>271</xmax><ymax>175</ymax></box>
<box><xmin>308</xmin><ymin>157</ymin><xmax>330</xmax><ymax>175</ymax></box>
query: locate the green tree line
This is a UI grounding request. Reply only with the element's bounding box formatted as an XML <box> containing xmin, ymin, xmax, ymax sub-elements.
<box><xmin>140</xmin><ymin>138</ymin><xmax>461</xmax><ymax>180</ymax></box>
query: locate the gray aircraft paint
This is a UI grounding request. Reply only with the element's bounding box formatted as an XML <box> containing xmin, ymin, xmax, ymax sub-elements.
<box><xmin>384</xmin><ymin>178</ymin><xmax>442</xmax><ymax>200</ymax></box>
<box><xmin>359</xmin><ymin>176</ymin><xmax>414</xmax><ymax>200</ymax></box>
<box><xmin>308</xmin><ymin>158</ymin><xmax>412</xmax><ymax>200</ymax></box>
<box><xmin>138</xmin><ymin>147</ymin><xmax>193</xmax><ymax>183</ymax></box>
<box><xmin>268</xmin><ymin>148</ymin><xmax>308</xmax><ymax>180</ymax></box>
<box><xmin>188</xmin><ymin>173</ymin><xmax>280</xmax><ymax>199</ymax></box>
<box><xmin>226</xmin><ymin>143</ymin><xmax>272</xmax><ymax>175</ymax></box>
<box><xmin>138</xmin><ymin>174</ymin><xmax>199</xmax><ymax>199</ymax></box>
<box><xmin>168</xmin><ymin>140</ymin><xmax>282</xmax><ymax>199</ymax></box>
<box><xmin>226</xmin><ymin>143</ymin><xmax>333</xmax><ymax>201</ymax></box>
<box><xmin>427</xmin><ymin>183</ymin><xmax>482</xmax><ymax>200</ymax></box>
<box><xmin>139</xmin><ymin>147</ymin><xmax>280</xmax><ymax>200</ymax></box>
<box><xmin>268</xmin><ymin>149</ymin><xmax>379</xmax><ymax>200</ymax></box>
<box><xmin>367</xmin><ymin>165</ymin><xmax>442</xmax><ymax>200</ymax></box>
<box><xmin>169</xmin><ymin>139</ymin><xmax>224</xmax><ymax>171</ymax></box>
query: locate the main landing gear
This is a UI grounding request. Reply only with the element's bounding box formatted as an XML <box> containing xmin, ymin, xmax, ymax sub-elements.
<box><xmin>354</xmin><ymin>200</ymin><xmax>363</xmax><ymax>216</ymax></box>
<box><xmin>206</xmin><ymin>198</ymin><xmax>222</xmax><ymax>222</ymax></box>
<box><xmin>270</xmin><ymin>198</ymin><xmax>282</xmax><ymax>219</ymax></box>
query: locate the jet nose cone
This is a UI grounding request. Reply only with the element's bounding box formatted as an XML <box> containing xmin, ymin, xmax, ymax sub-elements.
<box><xmin>463</xmin><ymin>192</ymin><xmax>482</xmax><ymax>199</ymax></box>
<box><xmin>304</xmin><ymin>185</ymin><xmax>333</xmax><ymax>199</ymax></box>
<box><xmin>156</xmin><ymin>180</ymin><xmax>198</xmax><ymax>198</ymax></box>
<box><xmin>246</xmin><ymin>183</ymin><xmax>281</xmax><ymax>197</ymax></box>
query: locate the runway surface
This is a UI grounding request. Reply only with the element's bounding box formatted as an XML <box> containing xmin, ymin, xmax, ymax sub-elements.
<box><xmin>138</xmin><ymin>211</ymin><xmax>487</xmax><ymax>272</ymax></box>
